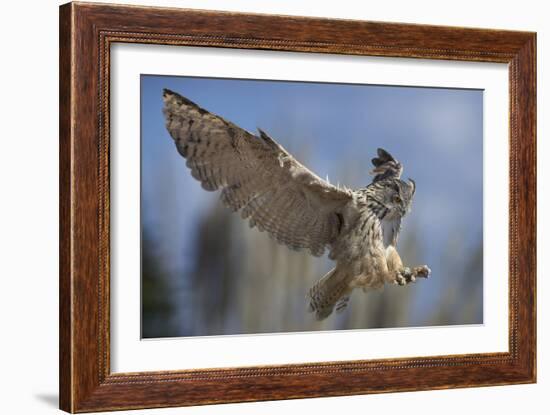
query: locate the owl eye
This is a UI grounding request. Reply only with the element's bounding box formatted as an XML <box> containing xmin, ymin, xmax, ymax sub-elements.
<box><xmin>393</xmin><ymin>195</ymin><xmax>402</xmax><ymax>203</ymax></box>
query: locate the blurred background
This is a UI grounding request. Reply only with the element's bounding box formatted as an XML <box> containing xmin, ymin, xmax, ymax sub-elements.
<box><xmin>140</xmin><ymin>75</ymin><xmax>483</xmax><ymax>338</ymax></box>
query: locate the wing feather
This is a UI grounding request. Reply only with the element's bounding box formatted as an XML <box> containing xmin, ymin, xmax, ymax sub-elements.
<box><xmin>162</xmin><ymin>88</ymin><xmax>353</xmax><ymax>256</ymax></box>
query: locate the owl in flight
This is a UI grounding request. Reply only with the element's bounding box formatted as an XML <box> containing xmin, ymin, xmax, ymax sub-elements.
<box><xmin>162</xmin><ymin>89</ymin><xmax>431</xmax><ymax>320</ymax></box>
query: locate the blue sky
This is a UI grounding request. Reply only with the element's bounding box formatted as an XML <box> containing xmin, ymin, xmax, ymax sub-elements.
<box><xmin>141</xmin><ymin>74</ymin><xmax>483</xmax><ymax>335</ymax></box>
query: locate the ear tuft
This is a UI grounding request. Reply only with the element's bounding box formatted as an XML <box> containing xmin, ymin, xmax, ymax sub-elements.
<box><xmin>370</xmin><ymin>149</ymin><xmax>403</xmax><ymax>182</ymax></box>
<box><xmin>377</xmin><ymin>148</ymin><xmax>395</xmax><ymax>161</ymax></box>
<box><xmin>371</xmin><ymin>148</ymin><xmax>396</xmax><ymax>167</ymax></box>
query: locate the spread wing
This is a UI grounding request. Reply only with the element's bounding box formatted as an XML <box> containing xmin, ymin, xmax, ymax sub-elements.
<box><xmin>162</xmin><ymin>88</ymin><xmax>353</xmax><ymax>257</ymax></box>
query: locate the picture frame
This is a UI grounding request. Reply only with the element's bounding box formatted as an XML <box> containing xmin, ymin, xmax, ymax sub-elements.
<box><xmin>59</xmin><ymin>2</ymin><xmax>536</xmax><ymax>412</ymax></box>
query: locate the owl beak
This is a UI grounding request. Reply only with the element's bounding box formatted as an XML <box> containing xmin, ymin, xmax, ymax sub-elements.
<box><xmin>408</xmin><ymin>178</ymin><xmax>416</xmax><ymax>195</ymax></box>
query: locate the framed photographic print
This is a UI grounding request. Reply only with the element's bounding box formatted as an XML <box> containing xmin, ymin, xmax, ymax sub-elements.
<box><xmin>59</xmin><ymin>2</ymin><xmax>536</xmax><ymax>412</ymax></box>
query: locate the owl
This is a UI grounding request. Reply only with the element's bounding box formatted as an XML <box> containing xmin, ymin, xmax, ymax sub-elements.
<box><xmin>162</xmin><ymin>88</ymin><xmax>431</xmax><ymax>320</ymax></box>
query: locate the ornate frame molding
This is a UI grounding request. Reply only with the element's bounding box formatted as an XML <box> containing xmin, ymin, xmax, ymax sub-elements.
<box><xmin>60</xmin><ymin>2</ymin><xmax>536</xmax><ymax>412</ymax></box>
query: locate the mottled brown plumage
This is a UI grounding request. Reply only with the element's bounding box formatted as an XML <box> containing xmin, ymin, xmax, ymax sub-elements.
<box><xmin>162</xmin><ymin>89</ymin><xmax>430</xmax><ymax>320</ymax></box>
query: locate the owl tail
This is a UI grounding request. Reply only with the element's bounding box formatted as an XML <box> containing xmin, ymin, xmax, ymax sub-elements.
<box><xmin>307</xmin><ymin>267</ymin><xmax>352</xmax><ymax>320</ymax></box>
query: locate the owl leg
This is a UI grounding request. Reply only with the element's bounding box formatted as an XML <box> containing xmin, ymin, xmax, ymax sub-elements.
<box><xmin>385</xmin><ymin>246</ymin><xmax>431</xmax><ymax>286</ymax></box>
<box><xmin>307</xmin><ymin>267</ymin><xmax>353</xmax><ymax>320</ymax></box>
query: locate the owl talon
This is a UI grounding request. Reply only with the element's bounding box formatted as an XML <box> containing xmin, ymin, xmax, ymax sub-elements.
<box><xmin>414</xmin><ymin>265</ymin><xmax>431</xmax><ymax>279</ymax></box>
<box><xmin>394</xmin><ymin>270</ymin><xmax>410</xmax><ymax>286</ymax></box>
<box><xmin>394</xmin><ymin>273</ymin><xmax>407</xmax><ymax>286</ymax></box>
<box><xmin>394</xmin><ymin>265</ymin><xmax>431</xmax><ymax>286</ymax></box>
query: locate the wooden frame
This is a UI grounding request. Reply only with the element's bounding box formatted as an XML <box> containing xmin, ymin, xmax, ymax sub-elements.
<box><xmin>59</xmin><ymin>2</ymin><xmax>536</xmax><ymax>412</ymax></box>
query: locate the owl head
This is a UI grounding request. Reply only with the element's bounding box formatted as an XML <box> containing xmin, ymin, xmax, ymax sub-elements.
<box><xmin>370</xmin><ymin>149</ymin><xmax>416</xmax><ymax>219</ymax></box>
<box><xmin>388</xmin><ymin>178</ymin><xmax>416</xmax><ymax>218</ymax></box>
